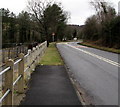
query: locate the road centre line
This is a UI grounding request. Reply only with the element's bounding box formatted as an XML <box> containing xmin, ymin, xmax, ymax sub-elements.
<box><xmin>66</xmin><ymin>44</ymin><xmax>120</xmax><ymax>67</ymax></box>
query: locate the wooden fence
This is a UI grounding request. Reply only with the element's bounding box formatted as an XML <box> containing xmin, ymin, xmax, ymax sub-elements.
<box><xmin>0</xmin><ymin>41</ymin><xmax>47</xmax><ymax>105</ymax></box>
<box><xmin>1</xmin><ymin>45</ymin><xmax>28</xmax><ymax>63</ymax></box>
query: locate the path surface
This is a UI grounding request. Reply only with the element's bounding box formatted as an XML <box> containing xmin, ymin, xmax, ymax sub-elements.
<box><xmin>57</xmin><ymin>42</ymin><xmax>119</xmax><ymax>105</ymax></box>
<box><xmin>20</xmin><ymin>65</ymin><xmax>81</xmax><ymax>105</ymax></box>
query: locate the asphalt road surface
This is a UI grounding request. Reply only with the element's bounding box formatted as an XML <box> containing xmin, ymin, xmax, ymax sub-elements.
<box><xmin>20</xmin><ymin>65</ymin><xmax>81</xmax><ymax>105</ymax></box>
<box><xmin>57</xmin><ymin>42</ymin><xmax>119</xmax><ymax>105</ymax></box>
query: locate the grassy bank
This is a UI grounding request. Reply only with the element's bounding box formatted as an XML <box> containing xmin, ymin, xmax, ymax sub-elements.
<box><xmin>78</xmin><ymin>42</ymin><xmax>120</xmax><ymax>54</ymax></box>
<box><xmin>40</xmin><ymin>43</ymin><xmax>64</xmax><ymax>65</ymax></box>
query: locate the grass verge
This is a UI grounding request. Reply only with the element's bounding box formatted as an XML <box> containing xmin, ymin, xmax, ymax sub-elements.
<box><xmin>40</xmin><ymin>43</ymin><xmax>64</xmax><ymax>65</ymax></box>
<box><xmin>78</xmin><ymin>42</ymin><xmax>120</xmax><ymax>54</ymax></box>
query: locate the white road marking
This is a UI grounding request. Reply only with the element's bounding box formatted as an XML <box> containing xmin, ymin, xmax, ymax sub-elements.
<box><xmin>66</xmin><ymin>44</ymin><xmax>120</xmax><ymax>67</ymax></box>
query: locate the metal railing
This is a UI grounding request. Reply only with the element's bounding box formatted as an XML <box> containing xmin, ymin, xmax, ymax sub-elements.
<box><xmin>0</xmin><ymin>41</ymin><xmax>47</xmax><ymax>105</ymax></box>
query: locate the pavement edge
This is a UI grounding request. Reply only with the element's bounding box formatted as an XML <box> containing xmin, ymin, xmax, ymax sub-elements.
<box><xmin>56</xmin><ymin>43</ymin><xmax>87</xmax><ymax>106</ymax></box>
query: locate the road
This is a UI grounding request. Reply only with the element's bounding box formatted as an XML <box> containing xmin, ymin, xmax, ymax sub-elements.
<box><xmin>57</xmin><ymin>42</ymin><xmax>119</xmax><ymax>105</ymax></box>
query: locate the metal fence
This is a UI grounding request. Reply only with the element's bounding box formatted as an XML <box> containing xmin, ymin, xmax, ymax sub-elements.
<box><xmin>0</xmin><ymin>41</ymin><xmax>47</xmax><ymax>105</ymax></box>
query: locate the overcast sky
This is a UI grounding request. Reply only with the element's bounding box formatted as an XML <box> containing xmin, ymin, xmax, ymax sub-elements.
<box><xmin>0</xmin><ymin>0</ymin><xmax>119</xmax><ymax>25</ymax></box>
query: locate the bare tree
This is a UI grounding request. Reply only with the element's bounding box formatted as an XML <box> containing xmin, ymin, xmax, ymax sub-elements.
<box><xmin>90</xmin><ymin>0</ymin><xmax>116</xmax><ymax>23</ymax></box>
<box><xmin>27</xmin><ymin>0</ymin><xmax>54</xmax><ymax>46</ymax></box>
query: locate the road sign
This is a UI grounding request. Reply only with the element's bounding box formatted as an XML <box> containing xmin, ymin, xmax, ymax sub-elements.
<box><xmin>52</xmin><ymin>32</ymin><xmax>55</xmax><ymax>42</ymax></box>
<box><xmin>52</xmin><ymin>32</ymin><xmax>55</xmax><ymax>36</ymax></box>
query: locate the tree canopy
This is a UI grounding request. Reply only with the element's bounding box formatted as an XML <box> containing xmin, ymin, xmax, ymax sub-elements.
<box><xmin>81</xmin><ymin>0</ymin><xmax>120</xmax><ymax>48</ymax></box>
<box><xmin>27</xmin><ymin>0</ymin><xmax>68</xmax><ymax>46</ymax></box>
<box><xmin>1</xmin><ymin>0</ymin><xmax>69</xmax><ymax>48</ymax></box>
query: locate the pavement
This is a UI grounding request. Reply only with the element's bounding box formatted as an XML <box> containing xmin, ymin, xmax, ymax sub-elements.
<box><xmin>57</xmin><ymin>42</ymin><xmax>119</xmax><ymax>105</ymax></box>
<box><xmin>20</xmin><ymin>65</ymin><xmax>81</xmax><ymax>105</ymax></box>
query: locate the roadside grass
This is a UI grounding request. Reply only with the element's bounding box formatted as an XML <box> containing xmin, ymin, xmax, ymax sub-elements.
<box><xmin>78</xmin><ymin>42</ymin><xmax>120</xmax><ymax>54</ymax></box>
<box><xmin>40</xmin><ymin>43</ymin><xmax>64</xmax><ymax>65</ymax></box>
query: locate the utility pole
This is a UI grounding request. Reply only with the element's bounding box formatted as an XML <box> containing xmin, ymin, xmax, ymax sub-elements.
<box><xmin>118</xmin><ymin>1</ymin><xmax>120</xmax><ymax>16</ymax></box>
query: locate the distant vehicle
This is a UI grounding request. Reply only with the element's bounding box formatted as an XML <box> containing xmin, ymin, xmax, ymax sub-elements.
<box><xmin>63</xmin><ymin>38</ymin><xmax>67</xmax><ymax>41</ymax></box>
<box><xmin>73</xmin><ymin>38</ymin><xmax>77</xmax><ymax>41</ymax></box>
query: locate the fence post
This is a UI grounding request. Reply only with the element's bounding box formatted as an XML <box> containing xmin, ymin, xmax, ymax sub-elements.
<box><xmin>39</xmin><ymin>45</ymin><xmax>42</xmax><ymax>57</ymax></box>
<box><xmin>45</xmin><ymin>41</ymin><xmax>47</xmax><ymax>51</ymax></box>
<box><xmin>34</xmin><ymin>47</ymin><xmax>37</xmax><ymax>66</ymax></box>
<box><xmin>3</xmin><ymin>59</ymin><xmax>14</xmax><ymax>105</ymax></box>
<box><xmin>37</xmin><ymin>45</ymin><xmax>40</xmax><ymax>62</ymax></box>
<box><xmin>36</xmin><ymin>46</ymin><xmax>39</xmax><ymax>65</ymax></box>
<box><xmin>32</xmin><ymin>48</ymin><xmax>35</xmax><ymax>70</ymax></box>
<box><xmin>28</xmin><ymin>50</ymin><xmax>32</xmax><ymax>71</ymax></box>
<box><xmin>28</xmin><ymin>50</ymin><xmax>31</xmax><ymax>77</ymax></box>
<box><xmin>18</xmin><ymin>53</ymin><xmax>24</xmax><ymax>93</ymax></box>
<box><xmin>41</xmin><ymin>43</ymin><xmax>43</xmax><ymax>55</ymax></box>
<box><xmin>31</xmin><ymin>49</ymin><xmax>33</xmax><ymax>71</ymax></box>
<box><xmin>38</xmin><ymin>46</ymin><xmax>40</xmax><ymax>64</ymax></box>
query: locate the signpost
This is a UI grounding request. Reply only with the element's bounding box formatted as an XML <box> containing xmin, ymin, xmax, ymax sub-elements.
<box><xmin>52</xmin><ymin>32</ymin><xmax>55</xmax><ymax>42</ymax></box>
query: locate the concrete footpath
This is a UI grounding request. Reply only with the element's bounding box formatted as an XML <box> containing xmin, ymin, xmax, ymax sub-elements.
<box><xmin>20</xmin><ymin>65</ymin><xmax>81</xmax><ymax>105</ymax></box>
